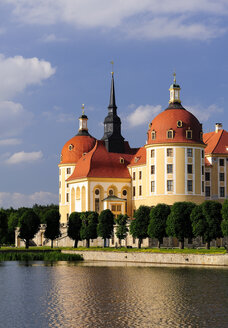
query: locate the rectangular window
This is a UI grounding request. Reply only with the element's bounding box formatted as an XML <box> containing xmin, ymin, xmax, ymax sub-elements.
<box><xmin>167</xmin><ymin>180</ymin><xmax>173</xmax><ymax>192</ymax></box>
<box><xmin>151</xmin><ymin>165</ymin><xmax>155</xmax><ymax>174</ymax></box>
<box><xmin>167</xmin><ymin>164</ymin><xmax>173</xmax><ymax>174</ymax></box>
<box><xmin>117</xmin><ymin>205</ymin><xmax>121</xmax><ymax>212</ymax></box>
<box><xmin>167</xmin><ymin>130</ymin><xmax>173</xmax><ymax>139</ymax></box>
<box><xmin>111</xmin><ymin>205</ymin><xmax>116</xmax><ymax>211</ymax></box>
<box><xmin>186</xmin><ymin>130</ymin><xmax>192</xmax><ymax>139</ymax></box>
<box><xmin>187</xmin><ymin>164</ymin><xmax>192</xmax><ymax>174</ymax></box>
<box><xmin>167</xmin><ymin>148</ymin><xmax>173</xmax><ymax>157</ymax></box>
<box><xmin>95</xmin><ymin>198</ymin><xmax>100</xmax><ymax>212</ymax></box>
<box><xmin>202</xmin><ymin>181</ymin><xmax>204</xmax><ymax>192</ymax></box>
<box><xmin>66</xmin><ymin>168</ymin><xmax>71</xmax><ymax>174</ymax></box>
<box><xmin>202</xmin><ymin>166</ymin><xmax>204</xmax><ymax>175</ymax></box>
<box><xmin>220</xmin><ymin>159</ymin><xmax>224</xmax><ymax>166</ymax></box>
<box><xmin>151</xmin><ymin>181</ymin><xmax>155</xmax><ymax>192</ymax></box>
<box><xmin>66</xmin><ymin>183</ymin><xmax>69</xmax><ymax>188</ymax></box>
<box><xmin>66</xmin><ymin>193</ymin><xmax>69</xmax><ymax>202</ymax></box>
<box><xmin>133</xmin><ymin>186</ymin><xmax>136</xmax><ymax>197</ymax></box>
<box><xmin>151</xmin><ymin>149</ymin><xmax>155</xmax><ymax>158</ymax></box>
<box><xmin>202</xmin><ymin>150</ymin><xmax>204</xmax><ymax>158</ymax></box>
<box><xmin>187</xmin><ymin>148</ymin><xmax>193</xmax><ymax>157</ymax></box>
<box><xmin>133</xmin><ymin>172</ymin><xmax>136</xmax><ymax>180</ymax></box>
<box><xmin>139</xmin><ymin>185</ymin><xmax>142</xmax><ymax>196</ymax></box>
<box><xmin>205</xmin><ymin>186</ymin><xmax>210</xmax><ymax>197</ymax></box>
<box><xmin>139</xmin><ymin>171</ymin><xmax>142</xmax><ymax>180</ymax></box>
<box><xmin>220</xmin><ymin>173</ymin><xmax>225</xmax><ymax>181</ymax></box>
<box><xmin>187</xmin><ymin>180</ymin><xmax>193</xmax><ymax>192</ymax></box>
<box><xmin>205</xmin><ymin>172</ymin><xmax>210</xmax><ymax>181</ymax></box>
<box><xmin>220</xmin><ymin>187</ymin><xmax>225</xmax><ymax>197</ymax></box>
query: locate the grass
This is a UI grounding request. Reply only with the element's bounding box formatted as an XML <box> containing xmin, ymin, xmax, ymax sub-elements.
<box><xmin>63</xmin><ymin>246</ymin><xmax>227</xmax><ymax>255</ymax></box>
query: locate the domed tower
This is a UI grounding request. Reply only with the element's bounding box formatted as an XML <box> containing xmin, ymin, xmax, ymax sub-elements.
<box><xmin>59</xmin><ymin>106</ymin><xmax>96</xmax><ymax>223</ymax></box>
<box><xmin>145</xmin><ymin>74</ymin><xmax>206</xmax><ymax>205</ymax></box>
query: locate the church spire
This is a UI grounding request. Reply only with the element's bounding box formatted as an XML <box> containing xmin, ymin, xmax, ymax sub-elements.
<box><xmin>108</xmin><ymin>72</ymin><xmax>117</xmax><ymax>113</ymax></box>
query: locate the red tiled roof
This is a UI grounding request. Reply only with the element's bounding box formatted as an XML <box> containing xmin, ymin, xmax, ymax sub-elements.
<box><xmin>203</xmin><ymin>129</ymin><xmax>228</xmax><ymax>155</ymax></box>
<box><xmin>128</xmin><ymin>146</ymin><xmax>146</xmax><ymax>166</ymax></box>
<box><xmin>205</xmin><ymin>157</ymin><xmax>212</xmax><ymax>167</ymax></box>
<box><xmin>68</xmin><ymin>140</ymin><xmax>134</xmax><ymax>180</ymax></box>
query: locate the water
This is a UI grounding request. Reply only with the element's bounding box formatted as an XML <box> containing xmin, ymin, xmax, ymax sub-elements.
<box><xmin>0</xmin><ymin>261</ymin><xmax>228</xmax><ymax>328</ymax></box>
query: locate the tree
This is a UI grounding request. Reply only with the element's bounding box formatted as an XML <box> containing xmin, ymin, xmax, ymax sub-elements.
<box><xmin>18</xmin><ymin>209</ymin><xmax>40</xmax><ymax>249</ymax></box>
<box><xmin>130</xmin><ymin>205</ymin><xmax>150</xmax><ymax>248</ymax></box>
<box><xmin>80</xmin><ymin>211</ymin><xmax>98</xmax><ymax>248</ymax></box>
<box><xmin>166</xmin><ymin>202</ymin><xmax>195</xmax><ymax>249</ymax></box>
<box><xmin>221</xmin><ymin>199</ymin><xmax>228</xmax><ymax>237</ymax></box>
<box><xmin>115</xmin><ymin>214</ymin><xmax>128</xmax><ymax>247</ymax></box>
<box><xmin>67</xmin><ymin>212</ymin><xmax>82</xmax><ymax>248</ymax></box>
<box><xmin>97</xmin><ymin>209</ymin><xmax>114</xmax><ymax>247</ymax></box>
<box><xmin>44</xmin><ymin>209</ymin><xmax>61</xmax><ymax>248</ymax></box>
<box><xmin>0</xmin><ymin>210</ymin><xmax>8</xmax><ymax>245</ymax></box>
<box><xmin>148</xmin><ymin>204</ymin><xmax>170</xmax><ymax>248</ymax></box>
<box><xmin>199</xmin><ymin>200</ymin><xmax>222</xmax><ymax>249</ymax></box>
<box><xmin>8</xmin><ymin>212</ymin><xmax>20</xmax><ymax>244</ymax></box>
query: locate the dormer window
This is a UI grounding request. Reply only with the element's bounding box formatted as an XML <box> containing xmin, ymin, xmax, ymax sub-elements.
<box><xmin>177</xmin><ymin>120</ymin><xmax>182</xmax><ymax>128</ymax></box>
<box><xmin>167</xmin><ymin>129</ymin><xmax>174</xmax><ymax>139</ymax></box>
<box><xmin>134</xmin><ymin>157</ymin><xmax>139</xmax><ymax>163</ymax></box>
<box><xmin>68</xmin><ymin>144</ymin><xmax>74</xmax><ymax>151</ymax></box>
<box><xmin>151</xmin><ymin>130</ymin><xmax>156</xmax><ymax>140</ymax></box>
<box><xmin>186</xmin><ymin>129</ymin><xmax>192</xmax><ymax>139</ymax></box>
<box><xmin>120</xmin><ymin>157</ymin><xmax>124</xmax><ymax>164</ymax></box>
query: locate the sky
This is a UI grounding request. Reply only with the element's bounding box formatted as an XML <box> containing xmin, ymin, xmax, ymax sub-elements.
<box><xmin>0</xmin><ymin>0</ymin><xmax>228</xmax><ymax>208</ymax></box>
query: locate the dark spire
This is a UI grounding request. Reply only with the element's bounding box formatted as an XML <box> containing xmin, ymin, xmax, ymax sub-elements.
<box><xmin>108</xmin><ymin>73</ymin><xmax>117</xmax><ymax>114</ymax></box>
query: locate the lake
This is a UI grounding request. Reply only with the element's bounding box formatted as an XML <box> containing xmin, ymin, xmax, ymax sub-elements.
<box><xmin>0</xmin><ymin>261</ymin><xmax>228</xmax><ymax>328</ymax></box>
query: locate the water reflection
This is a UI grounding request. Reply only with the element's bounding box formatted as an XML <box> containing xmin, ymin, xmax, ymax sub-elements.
<box><xmin>0</xmin><ymin>262</ymin><xmax>228</xmax><ymax>328</ymax></box>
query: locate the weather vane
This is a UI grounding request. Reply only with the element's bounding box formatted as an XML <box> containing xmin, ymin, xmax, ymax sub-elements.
<box><xmin>110</xmin><ymin>60</ymin><xmax>114</xmax><ymax>76</ymax></box>
<box><xmin>173</xmin><ymin>71</ymin><xmax>176</xmax><ymax>84</ymax></box>
<box><xmin>82</xmin><ymin>103</ymin><xmax>85</xmax><ymax>115</ymax></box>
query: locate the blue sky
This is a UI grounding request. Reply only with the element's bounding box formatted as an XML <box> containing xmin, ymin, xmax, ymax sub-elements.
<box><xmin>0</xmin><ymin>0</ymin><xmax>228</xmax><ymax>208</ymax></box>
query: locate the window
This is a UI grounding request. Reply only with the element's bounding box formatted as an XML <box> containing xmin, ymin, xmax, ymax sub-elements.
<box><xmin>151</xmin><ymin>149</ymin><xmax>155</xmax><ymax>158</ymax></box>
<box><xmin>167</xmin><ymin>180</ymin><xmax>173</xmax><ymax>191</ymax></box>
<box><xmin>187</xmin><ymin>164</ymin><xmax>192</xmax><ymax>174</ymax></box>
<box><xmin>133</xmin><ymin>172</ymin><xmax>136</xmax><ymax>180</ymax></box>
<box><xmin>151</xmin><ymin>181</ymin><xmax>155</xmax><ymax>192</ymax></box>
<box><xmin>109</xmin><ymin>189</ymin><xmax>114</xmax><ymax>196</ymax></box>
<box><xmin>139</xmin><ymin>171</ymin><xmax>142</xmax><ymax>180</ymax></box>
<box><xmin>111</xmin><ymin>205</ymin><xmax>116</xmax><ymax>211</ymax></box>
<box><xmin>95</xmin><ymin>189</ymin><xmax>100</xmax><ymax>195</ymax></box>
<box><xmin>139</xmin><ymin>185</ymin><xmax>142</xmax><ymax>196</ymax></box>
<box><xmin>67</xmin><ymin>213</ymin><xmax>69</xmax><ymax>222</ymax></box>
<box><xmin>202</xmin><ymin>181</ymin><xmax>204</xmax><ymax>192</ymax></box>
<box><xmin>120</xmin><ymin>158</ymin><xmax>124</xmax><ymax>164</ymax></box>
<box><xmin>68</xmin><ymin>144</ymin><xmax>74</xmax><ymax>150</ymax></box>
<box><xmin>220</xmin><ymin>187</ymin><xmax>225</xmax><ymax>197</ymax></box>
<box><xmin>66</xmin><ymin>168</ymin><xmax>71</xmax><ymax>174</ymax></box>
<box><xmin>122</xmin><ymin>189</ymin><xmax>127</xmax><ymax>196</ymax></box>
<box><xmin>177</xmin><ymin>120</ymin><xmax>182</xmax><ymax>127</ymax></box>
<box><xmin>202</xmin><ymin>166</ymin><xmax>204</xmax><ymax>175</ymax></box>
<box><xmin>167</xmin><ymin>164</ymin><xmax>173</xmax><ymax>174</ymax></box>
<box><xmin>187</xmin><ymin>180</ymin><xmax>193</xmax><ymax>192</ymax></box>
<box><xmin>133</xmin><ymin>186</ymin><xmax>136</xmax><ymax>197</ymax></box>
<box><xmin>201</xmin><ymin>150</ymin><xmax>204</xmax><ymax>158</ymax></box>
<box><xmin>220</xmin><ymin>159</ymin><xmax>224</xmax><ymax>166</ymax></box>
<box><xmin>205</xmin><ymin>172</ymin><xmax>210</xmax><ymax>181</ymax></box>
<box><xmin>151</xmin><ymin>165</ymin><xmax>155</xmax><ymax>174</ymax></box>
<box><xmin>167</xmin><ymin>130</ymin><xmax>174</xmax><ymax>139</ymax></box>
<box><xmin>117</xmin><ymin>205</ymin><xmax>121</xmax><ymax>211</ymax></box>
<box><xmin>95</xmin><ymin>198</ymin><xmax>100</xmax><ymax>212</ymax></box>
<box><xmin>220</xmin><ymin>173</ymin><xmax>225</xmax><ymax>181</ymax></box>
<box><xmin>187</xmin><ymin>148</ymin><xmax>193</xmax><ymax>157</ymax></box>
<box><xmin>59</xmin><ymin>181</ymin><xmax>61</xmax><ymax>188</ymax></box>
<box><xmin>167</xmin><ymin>148</ymin><xmax>173</xmax><ymax>157</ymax></box>
<box><xmin>205</xmin><ymin>186</ymin><xmax>210</xmax><ymax>197</ymax></box>
<box><xmin>151</xmin><ymin>131</ymin><xmax>156</xmax><ymax>140</ymax></box>
<box><xmin>186</xmin><ymin>130</ymin><xmax>192</xmax><ymax>139</ymax></box>
<box><xmin>66</xmin><ymin>193</ymin><xmax>69</xmax><ymax>202</ymax></box>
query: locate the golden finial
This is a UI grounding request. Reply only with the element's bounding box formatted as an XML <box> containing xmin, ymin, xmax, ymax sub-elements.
<box><xmin>173</xmin><ymin>71</ymin><xmax>176</xmax><ymax>84</ymax></box>
<box><xmin>82</xmin><ymin>103</ymin><xmax>85</xmax><ymax>115</ymax></box>
<box><xmin>110</xmin><ymin>60</ymin><xmax>114</xmax><ymax>76</ymax></box>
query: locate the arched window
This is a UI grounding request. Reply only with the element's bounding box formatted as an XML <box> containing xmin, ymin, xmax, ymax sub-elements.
<box><xmin>109</xmin><ymin>189</ymin><xmax>114</xmax><ymax>196</ymax></box>
<box><xmin>151</xmin><ymin>130</ymin><xmax>156</xmax><ymax>140</ymax></box>
<box><xmin>167</xmin><ymin>129</ymin><xmax>174</xmax><ymax>139</ymax></box>
<box><xmin>186</xmin><ymin>129</ymin><xmax>192</xmax><ymax>139</ymax></box>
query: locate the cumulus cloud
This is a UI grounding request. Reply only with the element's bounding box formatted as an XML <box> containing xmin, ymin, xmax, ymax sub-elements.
<box><xmin>0</xmin><ymin>191</ymin><xmax>58</xmax><ymax>209</ymax></box>
<box><xmin>127</xmin><ymin>104</ymin><xmax>162</xmax><ymax>127</ymax></box>
<box><xmin>6</xmin><ymin>0</ymin><xmax>228</xmax><ymax>40</ymax></box>
<box><xmin>187</xmin><ymin>104</ymin><xmax>224</xmax><ymax>122</ymax></box>
<box><xmin>0</xmin><ymin>138</ymin><xmax>22</xmax><ymax>146</ymax></box>
<box><xmin>0</xmin><ymin>54</ymin><xmax>56</xmax><ymax>100</ymax></box>
<box><xmin>5</xmin><ymin>151</ymin><xmax>43</xmax><ymax>164</ymax></box>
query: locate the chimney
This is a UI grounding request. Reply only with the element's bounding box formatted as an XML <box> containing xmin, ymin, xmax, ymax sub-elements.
<box><xmin>215</xmin><ymin>123</ymin><xmax>223</xmax><ymax>133</ymax></box>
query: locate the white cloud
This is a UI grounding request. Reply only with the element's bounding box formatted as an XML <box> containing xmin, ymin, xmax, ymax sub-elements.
<box><xmin>127</xmin><ymin>104</ymin><xmax>162</xmax><ymax>127</ymax></box>
<box><xmin>0</xmin><ymin>54</ymin><xmax>55</xmax><ymax>100</ymax></box>
<box><xmin>5</xmin><ymin>151</ymin><xmax>43</xmax><ymax>164</ymax></box>
<box><xmin>187</xmin><ymin>104</ymin><xmax>224</xmax><ymax>122</ymax></box>
<box><xmin>6</xmin><ymin>0</ymin><xmax>228</xmax><ymax>40</ymax></box>
<box><xmin>0</xmin><ymin>191</ymin><xmax>58</xmax><ymax>209</ymax></box>
<box><xmin>40</xmin><ymin>33</ymin><xmax>67</xmax><ymax>43</ymax></box>
<box><xmin>0</xmin><ymin>138</ymin><xmax>22</xmax><ymax>146</ymax></box>
<box><xmin>0</xmin><ymin>101</ymin><xmax>33</xmax><ymax>138</ymax></box>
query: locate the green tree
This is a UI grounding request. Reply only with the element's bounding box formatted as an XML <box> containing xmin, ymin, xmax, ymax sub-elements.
<box><xmin>148</xmin><ymin>204</ymin><xmax>170</xmax><ymax>248</ymax></box>
<box><xmin>115</xmin><ymin>214</ymin><xmax>128</xmax><ymax>246</ymax></box>
<box><xmin>44</xmin><ymin>209</ymin><xmax>61</xmax><ymax>248</ymax></box>
<box><xmin>130</xmin><ymin>205</ymin><xmax>151</xmax><ymax>248</ymax></box>
<box><xmin>80</xmin><ymin>211</ymin><xmax>98</xmax><ymax>248</ymax></box>
<box><xmin>8</xmin><ymin>212</ymin><xmax>20</xmax><ymax>244</ymax></box>
<box><xmin>0</xmin><ymin>210</ymin><xmax>8</xmax><ymax>245</ymax></box>
<box><xmin>221</xmin><ymin>199</ymin><xmax>228</xmax><ymax>238</ymax></box>
<box><xmin>67</xmin><ymin>212</ymin><xmax>82</xmax><ymax>248</ymax></box>
<box><xmin>97</xmin><ymin>209</ymin><xmax>114</xmax><ymax>247</ymax></box>
<box><xmin>18</xmin><ymin>209</ymin><xmax>40</xmax><ymax>249</ymax></box>
<box><xmin>166</xmin><ymin>202</ymin><xmax>195</xmax><ymax>249</ymax></box>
